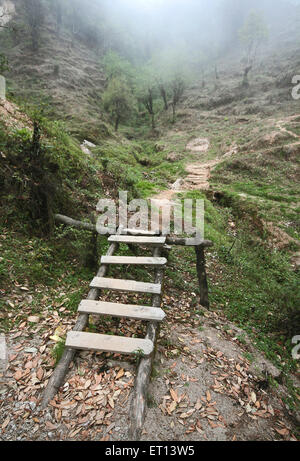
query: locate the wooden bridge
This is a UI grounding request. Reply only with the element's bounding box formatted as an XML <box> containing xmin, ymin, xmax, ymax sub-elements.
<box><xmin>41</xmin><ymin>215</ymin><xmax>213</xmax><ymax>440</ymax></box>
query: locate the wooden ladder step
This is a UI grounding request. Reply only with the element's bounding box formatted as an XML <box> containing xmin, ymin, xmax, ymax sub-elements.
<box><xmin>90</xmin><ymin>277</ymin><xmax>161</xmax><ymax>294</ymax></box>
<box><xmin>78</xmin><ymin>300</ymin><xmax>165</xmax><ymax>321</ymax></box>
<box><xmin>101</xmin><ymin>256</ymin><xmax>167</xmax><ymax>266</ymax></box>
<box><xmin>121</xmin><ymin>228</ymin><xmax>159</xmax><ymax>236</ymax></box>
<box><xmin>108</xmin><ymin>235</ymin><xmax>166</xmax><ymax>247</ymax></box>
<box><xmin>66</xmin><ymin>332</ymin><xmax>154</xmax><ymax>356</ymax></box>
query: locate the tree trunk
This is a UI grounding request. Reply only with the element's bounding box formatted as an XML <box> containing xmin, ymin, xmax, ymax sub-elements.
<box><xmin>172</xmin><ymin>103</ymin><xmax>176</xmax><ymax>123</ymax></box>
<box><xmin>151</xmin><ymin>113</ymin><xmax>155</xmax><ymax>130</ymax></box>
<box><xmin>115</xmin><ymin>115</ymin><xmax>120</xmax><ymax>131</ymax></box>
<box><xmin>160</xmin><ymin>87</ymin><xmax>168</xmax><ymax>110</ymax></box>
<box><xmin>215</xmin><ymin>65</ymin><xmax>219</xmax><ymax>80</ymax></box>
<box><xmin>129</xmin><ymin>247</ymin><xmax>165</xmax><ymax>440</ymax></box>
<box><xmin>242</xmin><ymin>65</ymin><xmax>252</xmax><ymax>88</ymax></box>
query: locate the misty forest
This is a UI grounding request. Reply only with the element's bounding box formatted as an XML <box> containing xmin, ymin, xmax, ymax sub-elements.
<box><xmin>0</xmin><ymin>0</ymin><xmax>299</xmax><ymax>443</ymax></box>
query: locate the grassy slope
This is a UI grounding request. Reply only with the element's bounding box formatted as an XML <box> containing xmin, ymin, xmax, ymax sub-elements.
<box><xmin>138</xmin><ymin>49</ymin><xmax>300</xmax><ymax>407</ymax></box>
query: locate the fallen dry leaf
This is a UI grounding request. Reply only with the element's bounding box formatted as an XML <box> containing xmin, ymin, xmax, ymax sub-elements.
<box><xmin>170</xmin><ymin>388</ymin><xmax>178</xmax><ymax>403</ymax></box>
<box><xmin>116</xmin><ymin>369</ymin><xmax>124</xmax><ymax>380</ymax></box>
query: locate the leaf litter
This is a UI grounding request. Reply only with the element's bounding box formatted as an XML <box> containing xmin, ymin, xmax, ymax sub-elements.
<box><xmin>0</xmin><ymin>253</ymin><xmax>299</xmax><ymax>441</ymax></box>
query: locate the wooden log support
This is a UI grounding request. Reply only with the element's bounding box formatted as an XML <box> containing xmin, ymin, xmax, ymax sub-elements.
<box><xmin>54</xmin><ymin>214</ymin><xmax>213</xmax><ymax>249</ymax></box>
<box><xmin>108</xmin><ymin>235</ymin><xmax>166</xmax><ymax>247</ymax></box>
<box><xmin>129</xmin><ymin>247</ymin><xmax>165</xmax><ymax>441</ymax></box>
<box><xmin>165</xmin><ymin>236</ymin><xmax>213</xmax><ymax>248</ymax></box>
<box><xmin>195</xmin><ymin>245</ymin><xmax>209</xmax><ymax>308</ymax></box>
<box><xmin>54</xmin><ymin>214</ymin><xmax>96</xmax><ymax>232</ymax></box>
<box><xmin>90</xmin><ymin>277</ymin><xmax>162</xmax><ymax>295</ymax></box>
<box><xmin>40</xmin><ymin>240</ymin><xmax>119</xmax><ymax>409</ymax></box>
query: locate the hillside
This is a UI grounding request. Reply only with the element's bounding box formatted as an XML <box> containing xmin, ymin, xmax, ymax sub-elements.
<box><xmin>1</xmin><ymin>0</ymin><xmax>109</xmax><ymax>140</ymax></box>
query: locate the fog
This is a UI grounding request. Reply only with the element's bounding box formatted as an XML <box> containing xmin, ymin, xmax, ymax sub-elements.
<box><xmin>64</xmin><ymin>0</ymin><xmax>293</xmax><ymax>69</ymax></box>
<box><xmin>2</xmin><ymin>0</ymin><xmax>300</xmax><ymax>87</ymax></box>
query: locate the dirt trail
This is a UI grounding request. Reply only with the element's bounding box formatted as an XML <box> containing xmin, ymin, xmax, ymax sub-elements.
<box><xmin>276</xmin><ymin>115</ymin><xmax>300</xmax><ymax>139</ymax></box>
<box><xmin>154</xmin><ymin>114</ymin><xmax>300</xmax><ymax>204</ymax></box>
<box><xmin>153</xmin><ymin>138</ymin><xmax>221</xmax><ymax>202</ymax></box>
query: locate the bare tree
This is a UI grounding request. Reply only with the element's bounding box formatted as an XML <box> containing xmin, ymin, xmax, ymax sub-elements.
<box><xmin>170</xmin><ymin>76</ymin><xmax>185</xmax><ymax>123</ymax></box>
<box><xmin>142</xmin><ymin>87</ymin><xmax>156</xmax><ymax>130</ymax></box>
<box><xmin>157</xmin><ymin>80</ymin><xmax>168</xmax><ymax>111</ymax></box>
<box><xmin>238</xmin><ymin>11</ymin><xmax>268</xmax><ymax>87</ymax></box>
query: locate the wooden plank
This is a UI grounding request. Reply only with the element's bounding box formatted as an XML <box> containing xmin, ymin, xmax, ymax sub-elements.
<box><xmin>166</xmin><ymin>236</ymin><xmax>213</xmax><ymax>247</ymax></box>
<box><xmin>90</xmin><ymin>277</ymin><xmax>161</xmax><ymax>295</ymax></box>
<box><xmin>121</xmin><ymin>228</ymin><xmax>159</xmax><ymax>236</ymax></box>
<box><xmin>66</xmin><ymin>332</ymin><xmax>154</xmax><ymax>356</ymax></box>
<box><xmin>108</xmin><ymin>235</ymin><xmax>166</xmax><ymax>246</ymax></box>
<box><xmin>78</xmin><ymin>300</ymin><xmax>166</xmax><ymax>322</ymax></box>
<box><xmin>101</xmin><ymin>256</ymin><xmax>167</xmax><ymax>266</ymax></box>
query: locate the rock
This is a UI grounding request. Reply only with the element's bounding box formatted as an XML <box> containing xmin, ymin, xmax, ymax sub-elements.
<box><xmin>0</xmin><ymin>334</ymin><xmax>7</xmax><ymax>373</ymax></box>
<box><xmin>166</xmin><ymin>152</ymin><xmax>180</xmax><ymax>162</ymax></box>
<box><xmin>24</xmin><ymin>347</ymin><xmax>38</xmax><ymax>354</ymax></box>
<box><xmin>249</xmin><ymin>355</ymin><xmax>281</xmax><ymax>380</ymax></box>
<box><xmin>186</xmin><ymin>138</ymin><xmax>210</xmax><ymax>153</ymax></box>
<box><xmin>82</xmin><ymin>140</ymin><xmax>96</xmax><ymax>149</ymax></box>
<box><xmin>80</xmin><ymin>140</ymin><xmax>96</xmax><ymax>157</ymax></box>
<box><xmin>29</xmin><ymin>402</ymin><xmax>36</xmax><ymax>411</ymax></box>
<box><xmin>154</xmin><ymin>143</ymin><xmax>164</xmax><ymax>153</ymax></box>
<box><xmin>171</xmin><ymin>179</ymin><xmax>184</xmax><ymax>190</ymax></box>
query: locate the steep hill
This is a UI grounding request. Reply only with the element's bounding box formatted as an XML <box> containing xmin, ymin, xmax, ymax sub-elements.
<box><xmin>1</xmin><ymin>0</ymin><xmax>109</xmax><ymax>140</ymax></box>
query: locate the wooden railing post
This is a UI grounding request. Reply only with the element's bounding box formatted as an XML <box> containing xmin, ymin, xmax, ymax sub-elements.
<box><xmin>195</xmin><ymin>245</ymin><xmax>209</xmax><ymax>308</ymax></box>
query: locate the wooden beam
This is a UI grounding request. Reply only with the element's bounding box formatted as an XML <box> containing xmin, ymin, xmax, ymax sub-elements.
<box><xmin>90</xmin><ymin>277</ymin><xmax>162</xmax><ymax>295</ymax></box>
<box><xmin>66</xmin><ymin>332</ymin><xmax>154</xmax><ymax>356</ymax></box>
<box><xmin>54</xmin><ymin>214</ymin><xmax>96</xmax><ymax>232</ymax></box>
<box><xmin>195</xmin><ymin>245</ymin><xmax>209</xmax><ymax>308</ymax></box>
<box><xmin>40</xmin><ymin>240</ymin><xmax>119</xmax><ymax>409</ymax></box>
<box><xmin>129</xmin><ymin>247</ymin><xmax>165</xmax><ymax>440</ymax></box>
<box><xmin>108</xmin><ymin>235</ymin><xmax>166</xmax><ymax>247</ymax></box>
<box><xmin>121</xmin><ymin>228</ymin><xmax>159</xmax><ymax>236</ymax></box>
<box><xmin>78</xmin><ymin>300</ymin><xmax>165</xmax><ymax>322</ymax></box>
<box><xmin>54</xmin><ymin>214</ymin><xmax>213</xmax><ymax>248</ymax></box>
<box><xmin>101</xmin><ymin>256</ymin><xmax>167</xmax><ymax>266</ymax></box>
<box><xmin>165</xmin><ymin>236</ymin><xmax>213</xmax><ymax>247</ymax></box>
